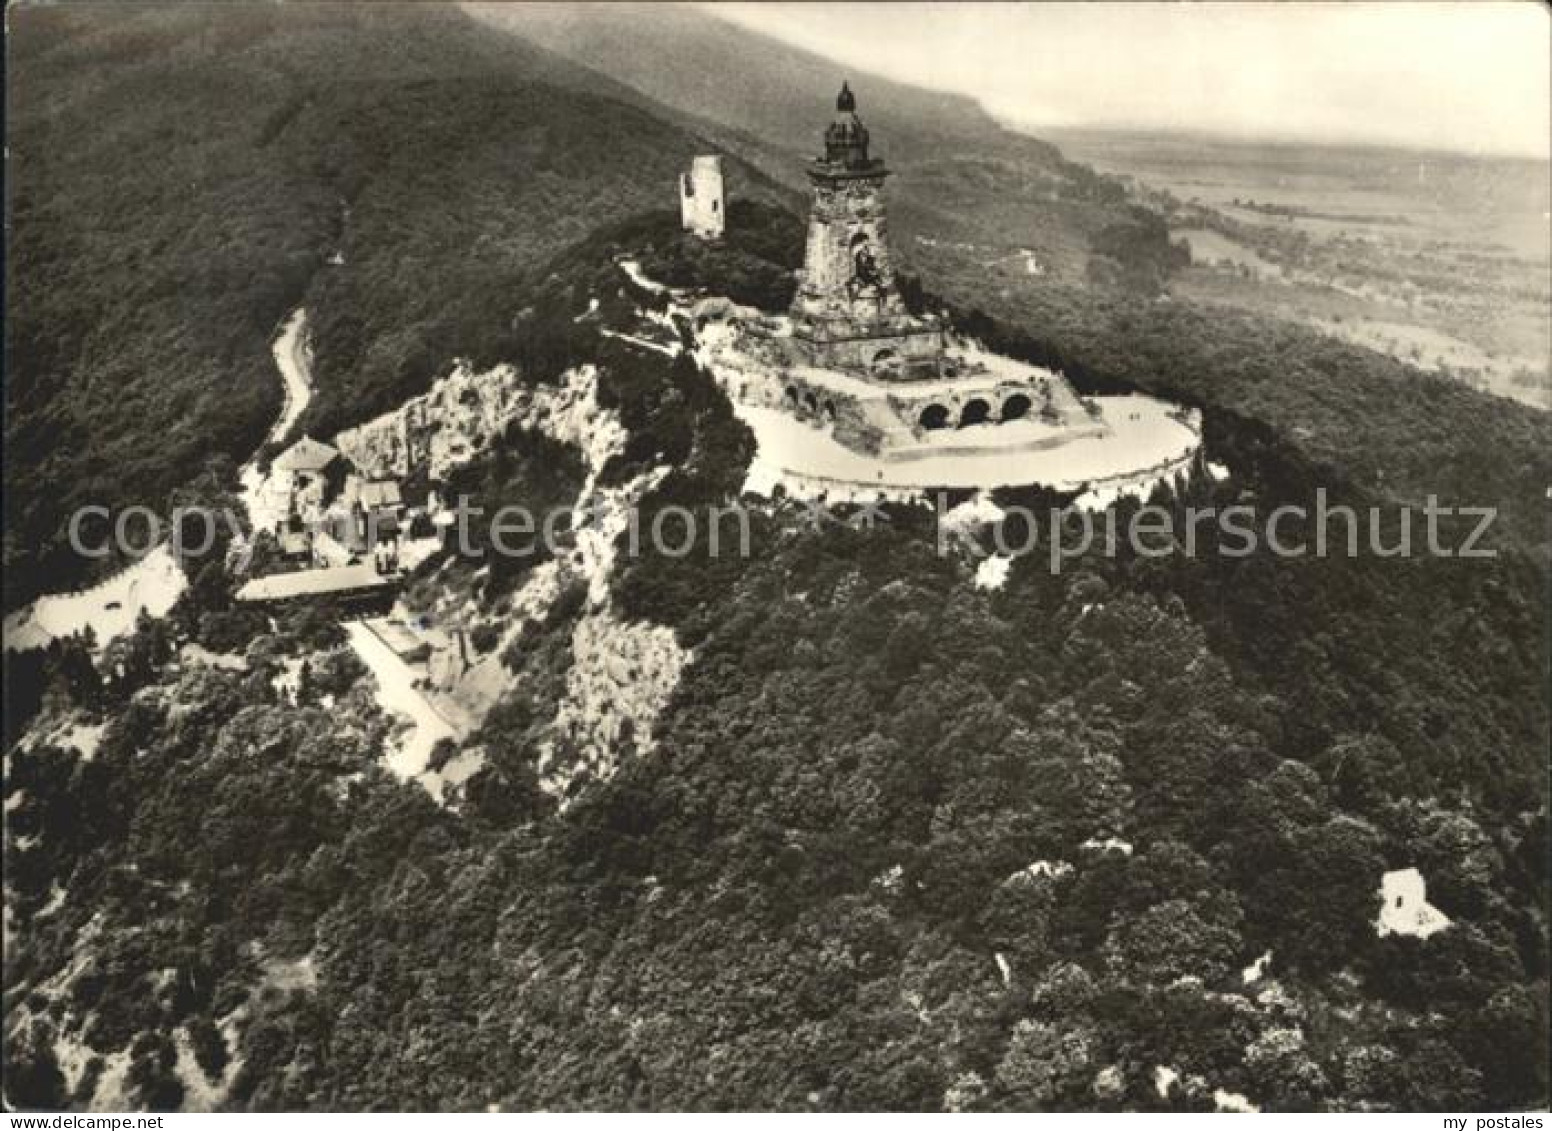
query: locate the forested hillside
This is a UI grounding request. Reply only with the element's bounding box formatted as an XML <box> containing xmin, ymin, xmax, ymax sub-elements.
<box><xmin>470</xmin><ymin>2</ymin><xmax>1147</xmax><ymax>284</ymax></box>
<box><xmin>471</xmin><ymin>1</ymin><xmax>1017</xmax><ymax>156</ymax></box>
<box><xmin>4</xmin><ymin>2</ymin><xmax>783</xmax><ymax>607</ymax></box>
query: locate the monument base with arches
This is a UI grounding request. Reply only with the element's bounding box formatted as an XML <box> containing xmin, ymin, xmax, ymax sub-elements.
<box><xmin>685</xmin><ymin>294</ymin><xmax>1202</xmax><ymax>499</ymax></box>
<box><xmin>788</xmin><ymin>306</ymin><xmax>950</xmax><ymax>382</ymax></box>
<box><xmin>731</xmin><ymin>307</ymin><xmax>1110</xmax><ymax>460</ymax></box>
<box><xmin>665</xmin><ymin>83</ymin><xmax>1201</xmax><ymax>497</ymax></box>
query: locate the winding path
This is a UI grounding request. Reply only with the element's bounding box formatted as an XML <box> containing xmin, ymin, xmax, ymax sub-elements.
<box><xmin>3</xmin><ymin>309</ymin><xmax>314</xmax><ymax>653</ymax></box>
<box><xmin>240</xmin><ymin>308</ymin><xmax>315</xmax><ymax>535</ymax></box>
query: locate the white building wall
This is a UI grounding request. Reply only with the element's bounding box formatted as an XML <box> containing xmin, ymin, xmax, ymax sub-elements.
<box><xmin>1376</xmin><ymin>867</ymin><xmax>1451</xmax><ymax>939</ymax></box>
<box><xmin>680</xmin><ymin>155</ymin><xmax>724</xmax><ymax>239</ymax></box>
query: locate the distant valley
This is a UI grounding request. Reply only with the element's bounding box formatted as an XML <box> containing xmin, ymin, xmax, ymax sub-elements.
<box><xmin>1046</xmin><ymin>128</ymin><xmax>1551</xmax><ymax>409</ymax></box>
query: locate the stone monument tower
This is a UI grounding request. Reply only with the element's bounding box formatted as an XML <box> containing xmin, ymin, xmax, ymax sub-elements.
<box><xmin>680</xmin><ymin>155</ymin><xmax>725</xmax><ymax>240</ymax></box>
<box><xmin>789</xmin><ymin>82</ymin><xmax>944</xmax><ymax>380</ymax></box>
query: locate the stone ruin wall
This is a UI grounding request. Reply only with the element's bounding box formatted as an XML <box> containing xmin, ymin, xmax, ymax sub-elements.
<box><xmin>679</xmin><ymin>156</ymin><xmax>725</xmax><ymax>240</ymax></box>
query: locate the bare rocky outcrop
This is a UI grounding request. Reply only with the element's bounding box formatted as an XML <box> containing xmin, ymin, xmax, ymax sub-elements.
<box><xmin>342</xmin><ymin>359</ymin><xmax>687</xmax><ymax>802</ymax></box>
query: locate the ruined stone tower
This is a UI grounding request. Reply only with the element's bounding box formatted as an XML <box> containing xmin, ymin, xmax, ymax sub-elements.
<box><xmin>789</xmin><ymin>82</ymin><xmax>944</xmax><ymax>380</ymax></box>
<box><xmin>679</xmin><ymin>155</ymin><xmax>725</xmax><ymax>240</ymax></box>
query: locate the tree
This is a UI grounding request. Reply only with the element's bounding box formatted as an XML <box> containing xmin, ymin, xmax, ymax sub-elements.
<box><xmin>992</xmin><ymin>1019</ymin><xmax>1094</xmax><ymax>1109</ymax></box>
<box><xmin>1103</xmin><ymin>899</ymin><xmax>1243</xmax><ymax>986</ymax></box>
<box><xmin>2</xmin><ymin>1020</ymin><xmax>68</xmax><ymax>1110</ymax></box>
<box><xmin>1244</xmin><ymin>1027</ymin><xmax>1328</xmax><ymax>1110</ymax></box>
<box><xmin>126</xmin><ymin>1033</ymin><xmax>185</xmax><ymax>1112</ymax></box>
<box><xmin>1315</xmin><ymin>733</ymin><xmax>1411</xmax><ymax>812</ymax></box>
<box><xmin>188</xmin><ymin>1016</ymin><xmax>230</xmax><ymax>1083</ymax></box>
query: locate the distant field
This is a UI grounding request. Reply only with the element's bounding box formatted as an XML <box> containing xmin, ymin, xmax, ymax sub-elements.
<box><xmin>1047</xmin><ymin>129</ymin><xmax>1550</xmax><ymax>259</ymax></box>
<box><xmin>1045</xmin><ymin>129</ymin><xmax>1550</xmax><ymax>409</ymax></box>
<box><xmin>1175</xmin><ymin>228</ymin><xmax>1277</xmax><ymax>275</ymax></box>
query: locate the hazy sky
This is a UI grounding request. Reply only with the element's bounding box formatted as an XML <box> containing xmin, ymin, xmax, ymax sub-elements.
<box><xmin>707</xmin><ymin>2</ymin><xmax>1550</xmax><ymax>158</ymax></box>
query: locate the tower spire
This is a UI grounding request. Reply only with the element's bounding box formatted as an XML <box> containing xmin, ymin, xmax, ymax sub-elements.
<box><xmin>822</xmin><ymin>80</ymin><xmax>875</xmax><ymax>170</ymax></box>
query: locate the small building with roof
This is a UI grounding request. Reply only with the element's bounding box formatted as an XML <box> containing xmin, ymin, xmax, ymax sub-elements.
<box><xmin>271</xmin><ymin>435</ymin><xmax>344</xmax><ymax>513</ymax></box>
